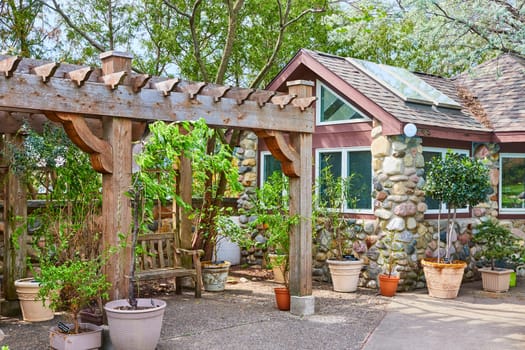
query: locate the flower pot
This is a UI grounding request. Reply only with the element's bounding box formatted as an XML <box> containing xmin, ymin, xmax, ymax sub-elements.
<box><xmin>202</xmin><ymin>261</ymin><xmax>231</xmax><ymax>292</ymax></box>
<box><xmin>327</xmin><ymin>259</ymin><xmax>363</xmax><ymax>292</ymax></box>
<box><xmin>421</xmin><ymin>258</ymin><xmax>466</xmax><ymax>299</ymax></box>
<box><xmin>510</xmin><ymin>271</ymin><xmax>517</xmax><ymax>288</ymax></box>
<box><xmin>104</xmin><ymin>298</ymin><xmax>166</xmax><ymax>350</ymax></box>
<box><xmin>378</xmin><ymin>274</ymin><xmax>400</xmax><ymax>297</ymax></box>
<box><xmin>479</xmin><ymin>267</ymin><xmax>513</xmax><ymax>293</ymax></box>
<box><xmin>14</xmin><ymin>278</ymin><xmax>54</xmax><ymax>322</ymax></box>
<box><xmin>49</xmin><ymin>322</ymin><xmax>102</xmax><ymax>350</ymax></box>
<box><xmin>274</xmin><ymin>287</ymin><xmax>290</xmax><ymax>311</ymax></box>
<box><xmin>268</xmin><ymin>254</ymin><xmax>288</xmax><ymax>284</ymax></box>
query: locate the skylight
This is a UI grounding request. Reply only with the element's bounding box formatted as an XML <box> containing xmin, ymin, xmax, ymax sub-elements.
<box><xmin>347</xmin><ymin>58</ymin><xmax>462</xmax><ymax>109</ymax></box>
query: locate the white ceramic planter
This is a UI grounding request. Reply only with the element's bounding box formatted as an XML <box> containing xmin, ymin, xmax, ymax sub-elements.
<box><xmin>104</xmin><ymin>298</ymin><xmax>166</xmax><ymax>350</ymax></box>
<box><xmin>49</xmin><ymin>322</ymin><xmax>102</xmax><ymax>350</ymax></box>
<box><xmin>14</xmin><ymin>278</ymin><xmax>54</xmax><ymax>322</ymax></box>
<box><xmin>327</xmin><ymin>259</ymin><xmax>363</xmax><ymax>292</ymax></box>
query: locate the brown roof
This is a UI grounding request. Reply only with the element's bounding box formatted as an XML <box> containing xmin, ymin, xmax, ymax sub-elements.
<box><xmin>303</xmin><ymin>49</ymin><xmax>490</xmax><ymax>133</ymax></box>
<box><xmin>455</xmin><ymin>54</ymin><xmax>525</xmax><ymax>132</ymax></box>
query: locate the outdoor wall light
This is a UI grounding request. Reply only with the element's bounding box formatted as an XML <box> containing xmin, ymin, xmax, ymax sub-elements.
<box><xmin>403</xmin><ymin>123</ymin><xmax>417</xmax><ymax>138</ymax></box>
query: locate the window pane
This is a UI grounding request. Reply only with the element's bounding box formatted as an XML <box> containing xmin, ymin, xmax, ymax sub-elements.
<box><xmin>423</xmin><ymin>151</ymin><xmax>441</xmax><ymax>210</ymax></box>
<box><xmin>347</xmin><ymin>151</ymin><xmax>371</xmax><ymax>209</ymax></box>
<box><xmin>319</xmin><ymin>152</ymin><xmax>342</xmax><ymax>207</ymax></box>
<box><xmin>263</xmin><ymin>154</ymin><xmax>282</xmax><ymax>183</ymax></box>
<box><xmin>501</xmin><ymin>157</ymin><xmax>525</xmax><ymax>209</ymax></box>
<box><xmin>320</xmin><ymin>85</ymin><xmax>365</xmax><ymax>122</ymax></box>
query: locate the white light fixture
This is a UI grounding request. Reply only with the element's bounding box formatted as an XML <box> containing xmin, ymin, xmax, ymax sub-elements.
<box><xmin>403</xmin><ymin>123</ymin><xmax>417</xmax><ymax>138</ymax></box>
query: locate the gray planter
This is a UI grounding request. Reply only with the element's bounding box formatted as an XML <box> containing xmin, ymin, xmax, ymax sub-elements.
<box><xmin>104</xmin><ymin>298</ymin><xmax>166</xmax><ymax>350</ymax></box>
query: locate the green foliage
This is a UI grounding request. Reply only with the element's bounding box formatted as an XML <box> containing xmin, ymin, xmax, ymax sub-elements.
<box><xmin>315</xmin><ymin>165</ymin><xmax>360</xmax><ymax>261</ymax></box>
<box><xmin>9</xmin><ymin>123</ymin><xmax>106</xmax><ymax>333</ymax></box>
<box><xmin>472</xmin><ymin>218</ymin><xmax>521</xmax><ymax>270</ymax></box>
<box><xmin>243</xmin><ymin>172</ymin><xmax>299</xmax><ymax>286</ymax></box>
<box><xmin>35</xmin><ymin>257</ymin><xmax>110</xmax><ymax>334</ymax></box>
<box><xmin>424</xmin><ymin>151</ymin><xmax>491</xmax><ymax>210</ymax></box>
<box><xmin>133</xmin><ymin>119</ymin><xmax>241</xmax><ymax>259</ymax></box>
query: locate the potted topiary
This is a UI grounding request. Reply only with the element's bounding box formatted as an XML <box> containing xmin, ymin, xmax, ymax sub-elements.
<box><xmin>472</xmin><ymin>218</ymin><xmax>519</xmax><ymax>293</ymax></box>
<box><xmin>316</xmin><ymin>167</ymin><xmax>364</xmax><ymax>293</ymax></box>
<box><xmin>422</xmin><ymin>150</ymin><xmax>491</xmax><ymax>298</ymax></box>
<box><xmin>377</xmin><ymin>230</ymin><xmax>400</xmax><ymax>297</ymax></box>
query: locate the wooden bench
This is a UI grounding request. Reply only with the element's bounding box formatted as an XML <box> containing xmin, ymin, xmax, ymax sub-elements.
<box><xmin>135</xmin><ymin>233</ymin><xmax>203</xmax><ymax>298</ymax></box>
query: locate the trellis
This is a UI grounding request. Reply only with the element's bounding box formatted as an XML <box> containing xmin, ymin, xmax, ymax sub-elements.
<box><xmin>0</xmin><ymin>51</ymin><xmax>316</xmax><ymax>315</ymax></box>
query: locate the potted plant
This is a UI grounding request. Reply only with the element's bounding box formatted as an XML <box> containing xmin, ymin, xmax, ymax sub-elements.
<box><xmin>244</xmin><ymin>172</ymin><xmax>298</xmax><ymax>310</ymax></box>
<box><xmin>422</xmin><ymin>150</ymin><xmax>491</xmax><ymax>298</ymax></box>
<box><xmin>377</xmin><ymin>230</ymin><xmax>400</xmax><ymax>297</ymax></box>
<box><xmin>472</xmin><ymin>218</ymin><xmax>519</xmax><ymax>293</ymax></box>
<box><xmin>316</xmin><ymin>166</ymin><xmax>364</xmax><ymax>293</ymax></box>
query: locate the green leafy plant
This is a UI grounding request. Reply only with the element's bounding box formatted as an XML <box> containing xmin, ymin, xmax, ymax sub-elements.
<box><xmin>134</xmin><ymin>119</ymin><xmax>242</xmax><ymax>262</ymax></box>
<box><xmin>379</xmin><ymin>229</ymin><xmax>398</xmax><ymax>277</ymax></box>
<box><xmin>315</xmin><ymin>165</ymin><xmax>360</xmax><ymax>261</ymax></box>
<box><xmin>424</xmin><ymin>150</ymin><xmax>491</xmax><ymax>262</ymax></box>
<box><xmin>14</xmin><ymin>124</ymin><xmax>109</xmax><ymax>334</ymax></box>
<box><xmin>472</xmin><ymin>218</ymin><xmax>520</xmax><ymax>270</ymax></box>
<box><xmin>244</xmin><ymin>172</ymin><xmax>299</xmax><ymax>288</ymax></box>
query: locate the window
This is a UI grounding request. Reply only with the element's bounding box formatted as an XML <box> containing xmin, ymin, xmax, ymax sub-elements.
<box><xmin>423</xmin><ymin>148</ymin><xmax>469</xmax><ymax>213</ymax></box>
<box><xmin>500</xmin><ymin>154</ymin><xmax>525</xmax><ymax>213</ymax></box>
<box><xmin>316</xmin><ymin>82</ymin><xmax>368</xmax><ymax>125</ymax></box>
<box><xmin>316</xmin><ymin>148</ymin><xmax>372</xmax><ymax>212</ymax></box>
<box><xmin>260</xmin><ymin>151</ymin><xmax>282</xmax><ymax>184</ymax></box>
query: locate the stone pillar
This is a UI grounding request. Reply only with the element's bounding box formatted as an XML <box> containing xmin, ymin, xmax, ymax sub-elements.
<box><xmin>371</xmin><ymin>120</ymin><xmax>425</xmax><ymax>291</ymax></box>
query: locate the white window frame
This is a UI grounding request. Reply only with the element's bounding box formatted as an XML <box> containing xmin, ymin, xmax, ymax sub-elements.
<box><xmin>315</xmin><ymin>147</ymin><xmax>373</xmax><ymax>214</ymax></box>
<box><xmin>316</xmin><ymin>80</ymin><xmax>369</xmax><ymax>126</ymax></box>
<box><xmin>260</xmin><ymin>151</ymin><xmax>278</xmax><ymax>186</ymax></box>
<box><xmin>499</xmin><ymin>153</ymin><xmax>525</xmax><ymax>214</ymax></box>
<box><xmin>423</xmin><ymin>147</ymin><xmax>470</xmax><ymax>214</ymax></box>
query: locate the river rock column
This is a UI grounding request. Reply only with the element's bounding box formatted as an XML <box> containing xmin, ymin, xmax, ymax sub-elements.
<box><xmin>371</xmin><ymin>121</ymin><xmax>426</xmax><ymax>291</ymax></box>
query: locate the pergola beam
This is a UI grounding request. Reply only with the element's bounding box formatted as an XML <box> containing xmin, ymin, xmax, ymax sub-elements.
<box><xmin>0</xmin><ymin>73</ymin><xmax>313</xmax><ymax>133</ymax></box>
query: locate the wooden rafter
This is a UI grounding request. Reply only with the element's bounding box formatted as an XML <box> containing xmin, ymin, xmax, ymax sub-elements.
<box><xmin>255</xmin><ymin>129</ymin><xmax>300</xmax><ymax>177</ymax></box>
<box><xmin>45</xmin><ymin>111</ymin><xmax>113</xmax><ymax>174</ymax></box>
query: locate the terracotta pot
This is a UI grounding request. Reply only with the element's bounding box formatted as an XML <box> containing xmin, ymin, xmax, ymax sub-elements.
<box><xmin>378</xmin><ymin>274</ymin><xmax>400</xmax><ymax>297</ymax></box>
<box><xmin>274</xmin><ymin>287</ymin><xmax>290</xmax><ymax>311</ymax></box>
<box><xmin>421</xmin><ymin>258</ymin><xmax>466</xmax><ymax>299</ymax></box>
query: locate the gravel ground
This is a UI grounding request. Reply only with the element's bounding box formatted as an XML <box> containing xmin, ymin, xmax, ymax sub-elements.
<box><xmin>0</xmin><ymin>268</ymin><xmax>389</xmax><ymax>350</ymax></box>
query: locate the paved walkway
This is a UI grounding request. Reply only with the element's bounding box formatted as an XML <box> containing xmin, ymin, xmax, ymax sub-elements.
<box><xmin>1</xmin><ymin>276</ymin><xmax>525</xmax><ymax>349</ymax></box>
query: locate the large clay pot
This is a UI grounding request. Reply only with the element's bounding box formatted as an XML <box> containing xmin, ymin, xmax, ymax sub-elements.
<box><xmin>49</xmin><ymin>322</ymin><xmax>102</xmax><ymax>350</ymax></box>
<box><xmin>274</xmin><ymin>287</ymin><xmax>290</xmax><ymax>311</ymax></box>
<box><xmin>104</xmin><ymin>298</ymin><xmax>166</xmax><ymax>350</ymax></box>
<box><xmin>202</xmin><ymin>261</ymin><xmax>231</xmax><ymax>292</ymax></box>
<box><xmin>378</xmin><ymin>274</ymin><xmax>400</xmax><ymax>297</ymax></box>
<box><xmin>327</xmin><ymin>259</ymin><xmax>363</xmax><ymax>292</ymax></box>
<box><xmin>479</xmin><ymin>267</ymin><xmax>513</xmax><ymax>293</ymax></box>
<box><xmin>421</xmin><ymin>258</ymin><xmax>466</xmax><ymax>299</ymax></box>
<box><xmin>14</xmin><ymin>278</ymin><xmax>54</xmax><ymax>322</ymax></box>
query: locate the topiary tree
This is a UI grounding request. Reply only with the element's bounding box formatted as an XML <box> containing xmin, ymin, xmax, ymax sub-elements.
<box><xmin>424</xmin><ymin>150</ymin><xmax>491</xmax><ymax>262</ymax></box>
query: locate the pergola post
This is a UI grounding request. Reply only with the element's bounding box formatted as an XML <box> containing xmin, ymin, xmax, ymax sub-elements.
<box><xmin>100</xmin><ymin>51</ymin><xmax>134</xmax><ymax>300</ymax></box>
<box><xmin>287</xmin><ymin>80</ymin><xmax>314</xmax><ymax>316</ymax></box>
<box><xmin>1</xmin><ymin>133</ymin><xmax>27</xmax><ymax>315</ymax></box>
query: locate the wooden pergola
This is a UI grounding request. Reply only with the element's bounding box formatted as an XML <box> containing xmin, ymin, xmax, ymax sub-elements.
<box><xmin>0</xmin><ymin>51</ymin><xmax>316</xmax><ymax>315</ymax></box>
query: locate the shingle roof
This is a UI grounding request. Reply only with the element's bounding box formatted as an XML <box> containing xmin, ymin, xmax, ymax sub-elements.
<box><xmin>303</xmin><ymin>49</ymin><xmax>491</xmax><ymax>133</ymax></box>
<box><xmin>455</xmin><ymin>54</ymin><xmax>525</xmax><ymax>132</ymax></box>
